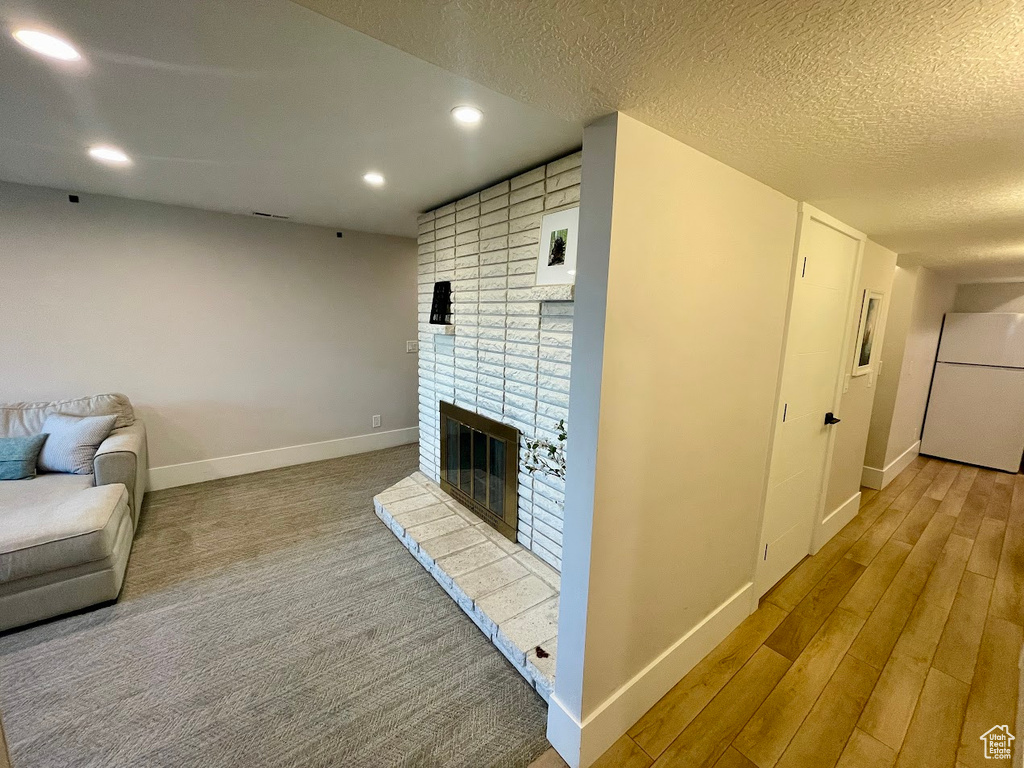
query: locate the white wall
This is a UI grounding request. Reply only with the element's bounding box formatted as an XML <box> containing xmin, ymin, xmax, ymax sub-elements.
<box><xmin>823</xmin><ymin>240</ymin><xmax>897</xmax><ymax>518</ymax></box>
<box><xmin>549</xmin><ymin>115</ymin><xmax>616</xmax><ymax>761</ymax></box>
<box><xmin>1</xmin><ymin>181</ymin><xmax>418</xmax><ymax>485</ymax></box>
<box><xmin>863</xmin><ymin>265</ymin><xmax>916</xmax><ymax>478</ymax></box>
<box><xmin>551</xmin><ymin>113</ymin><xmax>799</xmax><ymax>766</ymax></box>
<box><xmin>886</xmin><ymin>268</ymin><xmax>956</xmax><ymax>468</ymax></box>
<box><xmin>953</xmin><ymin>281</ymin><xmax>1024</xmax><ymax>313</ymax></box>
<box><xmin>863</xmin><ymin>265</ymin><xmax>956</xmax><ymax>487</ymax></box>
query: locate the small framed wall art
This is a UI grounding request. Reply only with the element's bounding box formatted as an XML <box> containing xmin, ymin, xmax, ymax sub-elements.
<box><xmin>535</xmin><ymin>207</ymin><xmax>579</xmax><ymax>286</ymax></box>
<box><xmin>852</xmin><ymin>289</ymin><xmax>883</xmax><ymax>376</ymax></box>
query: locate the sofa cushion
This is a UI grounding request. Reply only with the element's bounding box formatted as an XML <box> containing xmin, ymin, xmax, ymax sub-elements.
<box><xmin>38</xmin><ymin>413</ymin><xmax>117</xmax><ymax>474</ymax></box>
<box><xmin>0</xmin><ymin>482</ymin><xmax>130</xmax><ymax>584</ymax></box>
<box><xmin>0</xmin><ymin>435</ymin><xmax>48</xmax><ymax>480</ymax></box>
<box><xmin>0</xmin><ymin>472</ymin><xmax>94</xmax><ymax>515</ymax></box>
<box><xmin>0</xmin><ymin>394</ymin><xmax>135</xmax><ymax>439</ymax></box>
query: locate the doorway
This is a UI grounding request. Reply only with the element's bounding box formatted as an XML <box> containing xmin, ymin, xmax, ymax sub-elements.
<box><xmin>755</xmin><ymin>204</ymin><xmax>865</xmax><ymax>598</ymax></box>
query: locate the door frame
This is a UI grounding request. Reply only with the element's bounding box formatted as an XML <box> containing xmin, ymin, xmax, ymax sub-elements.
<box><xmin>751</xmin><ymin>203</ymin><xmax>866</xmax><ymax>605</ymax></box>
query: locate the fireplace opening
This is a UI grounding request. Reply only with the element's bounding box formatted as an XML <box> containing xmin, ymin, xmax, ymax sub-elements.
<box><xmin>439</xmin><ymin>401</ymin><xmax>519</xmax><ymax>542</ymax></box>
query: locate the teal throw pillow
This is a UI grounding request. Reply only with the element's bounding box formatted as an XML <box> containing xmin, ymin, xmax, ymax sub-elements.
<box><xmin>0</xmin><ymin>434</ymin><xmax>48</xmax><ymax>480</ymax></box>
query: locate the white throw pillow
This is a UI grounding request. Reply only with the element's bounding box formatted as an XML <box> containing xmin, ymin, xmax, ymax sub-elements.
<box><xmin>37</xmin><ymin>413</ymin><xmax>117</xmax><ymax>475</ymax></box>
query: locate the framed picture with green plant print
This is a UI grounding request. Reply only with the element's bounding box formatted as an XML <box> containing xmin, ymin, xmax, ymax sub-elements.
<box><xmin>535</xmin><ymin>206</ymin><xmax>579</xmax><ymax>286</ymax></box>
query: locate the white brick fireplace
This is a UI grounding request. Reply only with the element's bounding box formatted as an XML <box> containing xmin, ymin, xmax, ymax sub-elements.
<box><xmin>414</xmin><ymin>151</ymin><xmax>581</xmax><ymax>571</ymax></box>
<box><xmin>370</xmin><ymin>153</ymin><xmax>580</xmax><ymax>697</ymax></box>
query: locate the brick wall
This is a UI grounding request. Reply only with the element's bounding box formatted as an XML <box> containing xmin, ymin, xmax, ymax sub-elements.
<box><xmin>415</xmin><ymin>151</ymin><xmax>582</xmax><ymax>570</ymax></box>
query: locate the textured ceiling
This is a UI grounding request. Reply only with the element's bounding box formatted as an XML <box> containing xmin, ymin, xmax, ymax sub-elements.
<box><xmin>0</xmin><ymin>0</ymin><xmax>580</xmax><ymax>236</ymax></box>
<box><xmin>296</xmin><ymin>0</ymin><xmax>1024</xmax><ymax>277</ymax></box>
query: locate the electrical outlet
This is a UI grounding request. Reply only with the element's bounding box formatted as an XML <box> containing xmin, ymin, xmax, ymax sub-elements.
<box><xmin>372</xmin><ymin>415</ymin><xmax>381</xmax><ymax>429</ymax></box>
<box><xmin>406</xmin><ymin>340</ymin><xmax>418</xmax><ymax>353</ymax></box>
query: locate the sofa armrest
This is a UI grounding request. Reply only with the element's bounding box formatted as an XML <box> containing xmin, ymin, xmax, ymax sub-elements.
<box><xmin>94</xmin><ymin>421</ymin><xmax>148</xmax><ymax>526</ymax></box>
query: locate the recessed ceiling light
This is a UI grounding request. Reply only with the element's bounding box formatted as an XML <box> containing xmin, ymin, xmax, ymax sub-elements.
<box><xmin>451</xmin><ymin>106</ymin><xmax>483</xmax><ymax>125</ymax></box>
<box><xmin>363</xmin><ymin>171</ymin><xmax>385</xmax><ymax>187</ymax></box>
<box><xmin>88</xmin><ymin>146</ymin><xmax>131</xmax><ymax>165</ymax></box>
<box><xmin>12</xmin><ymin>29</ymin><xmax>81</xmax><ymax>61</ymax></box>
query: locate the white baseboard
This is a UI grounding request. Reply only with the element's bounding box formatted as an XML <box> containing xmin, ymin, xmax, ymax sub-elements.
<box><xmin>812</xmin><ymin>491</ymin><xmax>861</xmax><ymax>553</ymax></box>
<box><xmin>547</xmin><ymin>692</ymin><xmax>584</xmax><ymax>768</ymax></box>
<box><xmin>862</xmin><ymin>440</ymin><xmax>920</xmax><ymax>490</ymax></box>
<box><xmin>860</xmin><ymin>465</ymin><xmax>884</xmax><ymax>490</ymax></box>
<box><xmin>547</xmin><ymin>582</ymin><xmax>753</xmax><ymax>768</ymax></box>
<box><xmin>148</xmin><ymin>427</ymin><xmax>419</xmax><ymax>490</ymax></box>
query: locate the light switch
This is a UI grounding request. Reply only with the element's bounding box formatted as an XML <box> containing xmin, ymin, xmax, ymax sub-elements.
<box><xmin>406</xmin><ymin>340</ymin><xmax>419</xmax><ymax>353</ymax></box>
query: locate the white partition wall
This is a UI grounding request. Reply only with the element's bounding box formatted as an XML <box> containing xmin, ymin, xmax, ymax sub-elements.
<box><xmin>549</xmin><ymin>113</ymin><xmax>799</xmax><ymax>767</ymax></box>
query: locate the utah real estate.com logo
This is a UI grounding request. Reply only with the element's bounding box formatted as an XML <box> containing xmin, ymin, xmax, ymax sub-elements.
<box><xmin>980</xmin><ymin>725</ymin><xmax>1014</xmax><ymax>760</ymax></box>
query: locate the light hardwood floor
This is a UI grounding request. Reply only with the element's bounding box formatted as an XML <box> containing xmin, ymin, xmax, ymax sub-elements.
<box><xmin>0</xmin><ymin>714</ymin><xmax>10</xmax><ymax>768</ymax></box>
<box><xmin>531</xmin><ymin>457</ymin><xmax>1023</xmax><ymax>768</ymax></box>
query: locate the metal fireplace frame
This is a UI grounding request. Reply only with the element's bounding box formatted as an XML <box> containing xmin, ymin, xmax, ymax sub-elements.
<box><xmin>439</xmin><ymin>401</ymin><xmax>520</xmax><ymax>542</ymax></box>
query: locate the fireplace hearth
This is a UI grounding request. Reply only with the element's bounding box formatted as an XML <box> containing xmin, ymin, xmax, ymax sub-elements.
<box><xmin>439</xmin><ymin>401</ymin><xmax>519</xmax><ymax>542</ymax></box>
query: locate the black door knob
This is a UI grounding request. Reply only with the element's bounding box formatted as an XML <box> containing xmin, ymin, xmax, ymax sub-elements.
<box><xmin>824</xmin><ymin>412</ymin><xmax>841</xmax><ymax>425</ymax></box>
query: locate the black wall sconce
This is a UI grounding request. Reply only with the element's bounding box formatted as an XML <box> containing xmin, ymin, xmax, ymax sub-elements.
<box><xmin>429</xmin><ymin>280</ymin><xmax>452</xmax><ymax>325</ymax></box>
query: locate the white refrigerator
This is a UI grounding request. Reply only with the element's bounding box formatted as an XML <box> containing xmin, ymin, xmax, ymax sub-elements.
<box><xmin>920</xmin><ymin>312</ymin><xmax>1024</xmax><ymax>473</ymax></box>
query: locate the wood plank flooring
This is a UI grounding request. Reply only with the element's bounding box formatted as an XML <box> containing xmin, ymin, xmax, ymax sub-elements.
<box><xmin>0</xmin><ymin>714</ymin><xmax>9</xmax><ymax>768</ymax></box>
<box><xmin>531</xmin><ymin>458</ymin><xmax>1023</xmax><ymax>768</ymax></box>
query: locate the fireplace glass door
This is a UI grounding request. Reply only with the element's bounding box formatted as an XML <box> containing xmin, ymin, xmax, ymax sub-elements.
<box><xmin>439</xmin><ymin>402</ymin><xmax>519</xmax><ymax>541</ymax></box>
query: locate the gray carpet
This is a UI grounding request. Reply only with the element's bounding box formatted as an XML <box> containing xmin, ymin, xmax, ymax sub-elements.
<box><xmin>0</xmin><ymin>445</ymin><xmax>549</xmax><ymax>768</ymax></box>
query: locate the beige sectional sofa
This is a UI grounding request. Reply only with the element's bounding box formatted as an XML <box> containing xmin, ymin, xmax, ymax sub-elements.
<box><xmin>0</xmin><ymin>394</ymin><xmax>147</xmax><ymax>632</ymax></box>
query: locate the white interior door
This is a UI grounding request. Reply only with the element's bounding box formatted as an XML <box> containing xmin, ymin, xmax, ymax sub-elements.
<box><xmin>755</xmin><ymin>205</ymin><xmax>864</xmax><ymax>599</ymax></box>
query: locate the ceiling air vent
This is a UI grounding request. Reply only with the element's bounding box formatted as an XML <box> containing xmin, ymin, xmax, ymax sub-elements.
<box><xmin>251</xmin><ymin>211</ymin><xmax>290</xmax><ymax>220</ymax></box>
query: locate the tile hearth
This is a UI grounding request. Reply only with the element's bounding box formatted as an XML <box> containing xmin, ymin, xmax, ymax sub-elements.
<box><xmin>373</xmin><ymin>472</ymin><xmax>559</xmax><ymax>701</ymax></box>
